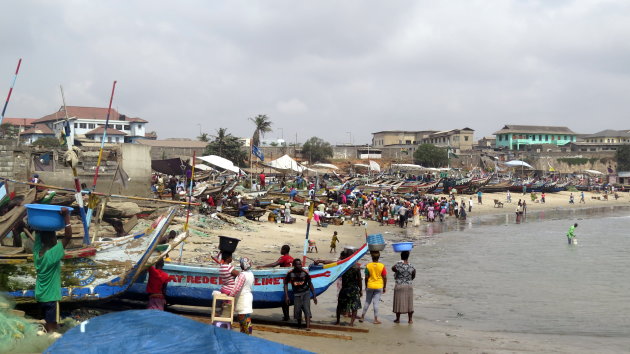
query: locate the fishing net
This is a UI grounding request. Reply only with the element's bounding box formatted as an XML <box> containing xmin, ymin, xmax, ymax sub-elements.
<box><xmin>0</xmin><ymin>295</ymin><xmax>53</xmax><ymax>353</ymax></box>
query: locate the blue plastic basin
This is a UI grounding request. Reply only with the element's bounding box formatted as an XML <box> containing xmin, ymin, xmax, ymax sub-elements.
<box><xmin>392</xmin><ymin>242</ymin><xmax>414</xmax><ymax>252</ymax></box>
<box><xmin>367</xmin><ymin>233</ymin><xmax>384</xmax><ymax>245</ymax></box>
<box><xmin>25</xmin><ymin>204</ymin><xmax>71</xmax><ymax>231</ymax></box>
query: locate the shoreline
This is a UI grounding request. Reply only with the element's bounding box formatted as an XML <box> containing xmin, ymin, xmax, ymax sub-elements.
<box><xmin>168</xmin><ymin>191</ymin><xmax>630</xmax><ymax>353</ymax></box>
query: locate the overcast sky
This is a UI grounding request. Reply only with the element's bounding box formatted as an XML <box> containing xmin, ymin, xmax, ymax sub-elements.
<box><xmin>2</xmin><ymin>1</ymin><xmax>630</xmax><ymax>145</ymax></box>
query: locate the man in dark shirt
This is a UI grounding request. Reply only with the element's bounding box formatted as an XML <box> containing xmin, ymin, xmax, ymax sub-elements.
<box><xmin>261</xmin><ymin>245</ymin><xmax>294</xmax><ymax>320</ymax></box>
<box><xmin>284</xmin><ymin>259</ymin><xmax>317</xmax><ymax>330</ymax></box>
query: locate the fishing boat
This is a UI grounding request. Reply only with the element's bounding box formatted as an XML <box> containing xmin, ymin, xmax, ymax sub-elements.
<box><xmin>125</xmin><ymin>243</ymin><xmax>369</xmax><ymax>308</ymax></box>
<box><xmin>395</xmin><ymin>179</ymin><xmax>441</xmax><ymax>194</ymax></box>
<box><xmin>1</xmin><ymin>208</ymin><xmax>178</xmax><ymax>303</ymax></box>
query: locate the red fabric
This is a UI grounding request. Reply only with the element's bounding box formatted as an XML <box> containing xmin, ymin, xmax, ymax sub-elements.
<box><xmin>381</xmin><ymin>267</ymin><xmax>387</xmax><ymax>276</ymax></box>
<box><xmin>278</xmin><ymin>254</ymin><xmax>294</xmax><ymax>267</ymax></box>
<box><xmin>146</xmin><ymin>266</ymin><xmax>170</xmax><ymax>294</ymax></box>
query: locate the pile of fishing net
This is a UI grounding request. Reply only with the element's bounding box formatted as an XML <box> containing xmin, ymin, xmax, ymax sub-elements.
<box><xmin>0</xmin><ymin>295</ymin><xmax>54</xmax><ymax>352</ymax></box>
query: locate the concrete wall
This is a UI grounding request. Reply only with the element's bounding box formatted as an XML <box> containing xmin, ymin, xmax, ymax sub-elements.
<box><xmin>149</xmin><ymin>146</ymin><xmax>206</xmax><ymax>160</ymax></box>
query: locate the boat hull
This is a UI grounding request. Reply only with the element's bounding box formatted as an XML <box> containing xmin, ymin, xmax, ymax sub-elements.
<box><xmin>126</xmin><ymin>244</ymin><xmax>369</xmax><ymax>308</ymax></box>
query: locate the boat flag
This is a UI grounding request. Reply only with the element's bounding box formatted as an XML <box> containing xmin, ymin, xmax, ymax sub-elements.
<box><xmin>252</xmin><ymin>145</ymin><xmax>264</xmax><ymax>161</ymax></box>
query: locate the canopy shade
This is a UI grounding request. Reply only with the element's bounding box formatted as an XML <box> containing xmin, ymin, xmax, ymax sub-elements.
<box><xmin>263</xmin><ymin>154</ymin><xmax>307</xmax><ymax>173</ymax></box>
<box><xmin>151</xmin><ymin>158</ymin><xmax>191</xmax><ymax>176</ymax></box>
<box><xmin>583</xmin><ymin>169</ymin><xmax>603</xmax><ymax>175</ymax></box>
<box><xmin>197</xmin><ymin>155</ymin><xmax>245</xmax><ymax>174</ymax></box>
<box><xmin>504</xmin><ymin>160</ymin><xmax>534</xmax><ymax>169</ymax></box>
<box><xmin>311</xmin><ymin>163</ymin><xmax>339</xmax><ymax>170</ymax></box>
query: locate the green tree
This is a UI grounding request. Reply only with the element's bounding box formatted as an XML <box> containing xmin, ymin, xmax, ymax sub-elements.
<box><xmin>616</xmin><ymin>145</ymin><xmax>630</xmax><ymax>171</ymax></box>
<box><xmin>197</xmin><ymin>133</ymin><xmax>209</xmax><ymax>142</ymax></box>
<box><xmin>204</xmin><ymin>128</ymin><xmax>247</xmax><ymax>167</ymax></box>
<box><xmin>32</xmin><ymin>136</ymin><xmax>61</xmax><ymax>148</ymax></box>
<box><xmin>301</xmin><ymin>137</ymin><xmax>333</xmax><ymax>163</ymax></box>
<box><xmin>249</xmin><ymin>114</ymin><xmax>272</xmax><ymax>147</ymax></box>
<box><xmin>0</xmin><ymin>123</ymin><xmax>19</xmax><ymax>139</ymax></box>
<box><xmin>413</xmin><ymin>144</ymin><xmax>449</xmax><ymax>167</ymax></box>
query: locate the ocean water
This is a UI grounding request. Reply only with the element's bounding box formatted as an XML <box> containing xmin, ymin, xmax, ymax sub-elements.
<box><xmin>400</xmin><ymin>207</ymin><xmax>630</xmax><ymax>338</ymax></box>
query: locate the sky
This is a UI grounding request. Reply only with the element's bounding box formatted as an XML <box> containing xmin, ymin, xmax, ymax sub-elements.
<box><xmin>2</xmin><ymin>0</ymin><xmax>630</xmax><ymax>145</ymax></box>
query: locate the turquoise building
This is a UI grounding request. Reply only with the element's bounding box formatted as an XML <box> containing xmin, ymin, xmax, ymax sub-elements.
<box><xmin>494</xmin><ymin>125</ymin><xmax>576</xmax><ymax>150</ymax></box>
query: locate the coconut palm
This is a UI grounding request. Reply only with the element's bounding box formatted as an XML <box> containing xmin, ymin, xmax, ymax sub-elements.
<box><xmin>249</xmin><ymin>114</ymin><xmax>272</xmax><ymax>147</ymax></box>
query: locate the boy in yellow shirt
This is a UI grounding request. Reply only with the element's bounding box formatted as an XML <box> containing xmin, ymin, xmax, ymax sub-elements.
<box><xmin>359</xmin><ymin>251</ymin><xmax>387</xmax><ymax>324</ymax></box>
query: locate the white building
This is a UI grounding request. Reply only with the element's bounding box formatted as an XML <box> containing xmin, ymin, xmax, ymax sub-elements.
<box><xmin>31</xmin><ymin>106</ymin><xmax>149</xmax><ymax>144</ymax></box>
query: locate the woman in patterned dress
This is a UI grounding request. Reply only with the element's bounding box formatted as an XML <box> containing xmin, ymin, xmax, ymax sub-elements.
<box><xmin>392</xmin><ymin>251</ymin><xmax>416</xmax><ymax>324</ymax></box>
<box><xmin>335</xmin><ymin>251</ymin><xmax>362</xmax><ymax>326</ymax></box>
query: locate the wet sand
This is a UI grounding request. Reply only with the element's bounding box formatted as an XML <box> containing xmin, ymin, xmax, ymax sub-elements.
<box><xmin>177</xmin><ymin>190</ymin><xmax>630</xmax><ymax>353</ymax></box>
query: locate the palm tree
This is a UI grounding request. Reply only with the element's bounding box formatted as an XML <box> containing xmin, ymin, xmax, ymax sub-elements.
<box><xmin>249</xmin><ymin>114</ymin><xmax>272</xmax><ymax>147</ymax></box>
<box><xmin>197</xmin><ymin>132</ymin><xmax>209</xmax><ymax>142</ymax></box>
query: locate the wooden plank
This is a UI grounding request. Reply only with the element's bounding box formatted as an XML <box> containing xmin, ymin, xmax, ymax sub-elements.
<box><xmin>254</xmin><ymin>318</ymin><xmax>369</xmax><ymax>333</ymax></box>
<box><xmin>255</xmin><ymin>324</ymin><xmax>352</xmax><ymax>340</ymax></box>
<box><xmin>183</xmin><ymin>313</ymin><xmax>352</xmax><ymax>340</ymax></box>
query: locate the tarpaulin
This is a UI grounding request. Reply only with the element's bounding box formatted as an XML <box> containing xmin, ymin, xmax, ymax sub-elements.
<box><xmin>46</xmin><ymin>310</ymin><xmax>311</xmax><ymax>354</ymax></box>
<box><xmin>151</xmin><ymin>158</ymin><xmax>190</xmax><ymax>176</ymax></box>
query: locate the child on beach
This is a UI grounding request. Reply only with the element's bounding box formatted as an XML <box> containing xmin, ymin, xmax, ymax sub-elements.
<box><xmin>330</xmin><ymin>231</ymin><xmax>340</xmax><ymax>253</ymax></box>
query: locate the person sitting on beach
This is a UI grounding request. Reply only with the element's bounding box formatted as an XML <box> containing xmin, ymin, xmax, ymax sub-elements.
<box><xmin>33</xmin><ymin>207</ymin><xmax>72</xmax><ymax>334</ymax></box>
<box><xmin>146</xmin><ymin>259</ymin><xmax>170</xmax><ymax>311</ymax></box>
<box><xmin>228</xmin><ymin>258</ymin><xmax>255</xmax><ymax>335</ymax></box>
<box><xmin>284</xmin><ymin>259</ymin><xmax>318</xmax><ymax>330</ymax></box>
<box><xmin>359</xmin><ymin>251</ymin><xmax>387</xmax><ymax>325</ymax></box>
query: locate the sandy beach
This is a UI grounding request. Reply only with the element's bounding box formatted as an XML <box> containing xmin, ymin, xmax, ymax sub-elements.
<box><xmin>171</xmin><ymin>190</ymin><xmax>629</xmax><ymax>353</ymax></box>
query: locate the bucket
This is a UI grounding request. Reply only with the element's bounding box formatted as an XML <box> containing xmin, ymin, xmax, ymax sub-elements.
<box><xmin>368</xmin><ymin>243</ymin><xmax>386</xmax><ymax>252</ymax></box>
<box><xmin>343</xmin><ymin>246</ymin><xmax>357</xmax><ymax>255</ymax></box>
<box><xmin>218</xmin><ymin>236</ymin><xmax>240</xmax><ymax>253</ymax></box>
<box><xmin>392</xmin><ymin>242</ymin><xmax>414</xmax><ymax>252</ymax></box>
<box><xmin>367</xmin><ymin>234</ymin><xmax>384</xmax><ymax>245</ymax></box>
<box><xmin>25</xmin><ymin>204</ymin><xmax>72</xmax><ymax>231</ymax></box>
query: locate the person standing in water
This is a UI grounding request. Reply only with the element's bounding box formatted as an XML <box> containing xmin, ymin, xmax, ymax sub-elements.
<box><xmin>567</xmin><ymin>223</ymin><xmax>578</xmax><ymax>244</ymax></box>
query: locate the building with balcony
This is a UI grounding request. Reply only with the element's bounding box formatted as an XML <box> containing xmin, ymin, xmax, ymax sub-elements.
<box><xmin>31</xmin><ymin>106</ymin><xmax>149</xmax><ymax>145</ymax></box>
<box><xmin>494</xmin><ymin>125</ymin><xmax>576</xmax><ymax>150</ymax></box>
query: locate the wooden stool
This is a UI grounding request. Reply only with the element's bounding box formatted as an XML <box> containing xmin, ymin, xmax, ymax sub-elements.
<box><xmin>211</xmin><ymin>293</ymin><xmax>234</xmax><ymax>326</ymax></box>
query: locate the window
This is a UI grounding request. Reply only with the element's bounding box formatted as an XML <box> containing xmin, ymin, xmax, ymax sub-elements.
<box><xmin>532</xmin><ymin>135</ymin><xmax>536</xmax><ymax>141</ymax></box>
<box><xmin>115</xmin><ymin>124</ymin><xmax>123</xmax><ymax>130</ymax></box>
<box><xmin>539</xmin><ymin>135</ymin><xmax>542</xmax><ymax>140</ymax></box>
<box><xmin>464</xmin><ymin>136</ymin><xmax>469</xmax><ymax>141</ymax></box>
<box><xmin>74</xmin><ymin>123</ymin><xmax>78</xmax><ymax>128</ymax></box>
<box><xmin>406</xmin><ymin>140</ymin><xmax>411</xmax><ymax>144</ymax></box>
<box><xmin>88</xmin><ymin>123</ymin><xmax>95</xmax><ymax>129</ymax></box>
<box><xmin>545</xmin><ymin>135</ymin><xmax>549</xmax><ymax>141</ymax></box>
<box><xmin>108</xmin><ymin>137</ymin><xmax>112</xmax><ymax>142</ymax></box>
<box><xmin>123</xmin><ymin>125</ymin><xmax>130</xmax><ymax>131</ymax></box>
<box><xmin>79</xmin><ymin>123</ymin><xmax>86</xmax><ymax>129</ymax></box>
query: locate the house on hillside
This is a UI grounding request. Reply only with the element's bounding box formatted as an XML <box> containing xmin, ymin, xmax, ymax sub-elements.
<box><xmin>581</xmin><ymin>129</ymin><xmax>630</xmax><ymax>144</ymax></box>
<box><xmin>29</xmin><ymin>106</ymin><xmax>149</xmax><ymax>144</ymax></box>
<box><xmin>19</xmin><ymin>124</ymin><xmax>55</xmax><ymax>144</ymax></box>
<box><xmin>371</xmin><ymin>130</ymin><xmax>437</xmax><ymax>148</ymax></box>
<box><xmin>494</xmin><ymin>125</ymin><xmax>576</xmax><ymax>150</ymax></box>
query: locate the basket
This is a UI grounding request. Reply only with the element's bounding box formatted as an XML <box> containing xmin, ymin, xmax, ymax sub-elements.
<box><xmin>25</xmin><ymin>204</ymin><xmax>72</xmax><ymax>231</ymax></box>
<box><xmin>343</xmin><ymin>246</ymin><xmax>357</xmax><ymax>255</ymax></box>
<box><xmin>367</xmin><ymin>234</ymin><xmax>384</xmax><ymax>245</ymax></box>
<box><xmin>218</xmin><ymin>236</ymin><xmax>240</xmax><ymax>253</ymax></box>
<box><xmin>392</xmin><ymin>242</ymin><xmax>414</xmax><ymax>252</ymax></box>
<box><xmin>368</xmin><ymin>243</ymin><xmax>386</xmax><ymax>251</ymax></box>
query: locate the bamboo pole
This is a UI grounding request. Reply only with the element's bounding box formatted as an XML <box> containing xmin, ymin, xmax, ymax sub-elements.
<box><xmin>92</xmin><ymin>81</ymin><xmax>117</xmax><ymax>190</ymax></box>
<box><xmin>0</xmin><ymin>58</ymin><xmax>22</xmax><ymax>125</ymax></box>
<box><xmin>0</xmin><ymin>177</ymin><xmax>199</xmax><ymax>206</ymax></box>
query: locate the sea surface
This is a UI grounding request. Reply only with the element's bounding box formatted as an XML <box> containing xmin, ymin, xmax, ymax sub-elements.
<box><xmin>395</xmin><ymin>206</ymin><xmax>630</xmax><ymax>339</ymax></box>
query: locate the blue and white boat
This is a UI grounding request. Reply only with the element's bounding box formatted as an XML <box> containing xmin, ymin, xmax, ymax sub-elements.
<box><xmin>127</xmin><ymin>243</ymin><xmax>368</xmax><ymax>308</ymax></box>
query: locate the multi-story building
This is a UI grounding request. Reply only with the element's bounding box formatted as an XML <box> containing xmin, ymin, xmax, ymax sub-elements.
<box><xmin>581</xmin><ymin>129</ymin><xmax>630</xmax><ymax>144</ymax></box>
<box><xmin>494</xmin><ymin>125</ymin><xmax>576</xmax><ymax>150</ymax></box>
<box><xmin>31</xmin><ymin>106</ymin><xmax>149</xmax><ymax>144</ymax></box>
<box><xmin>421</xmin><ymin>128</ymin><xmax>475</xmax><ymax>153</ymax></box>
<box><xmin>371</xmin><ymin>130</ymin><xmax>437</xmax><ymax>148</ymax></box>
